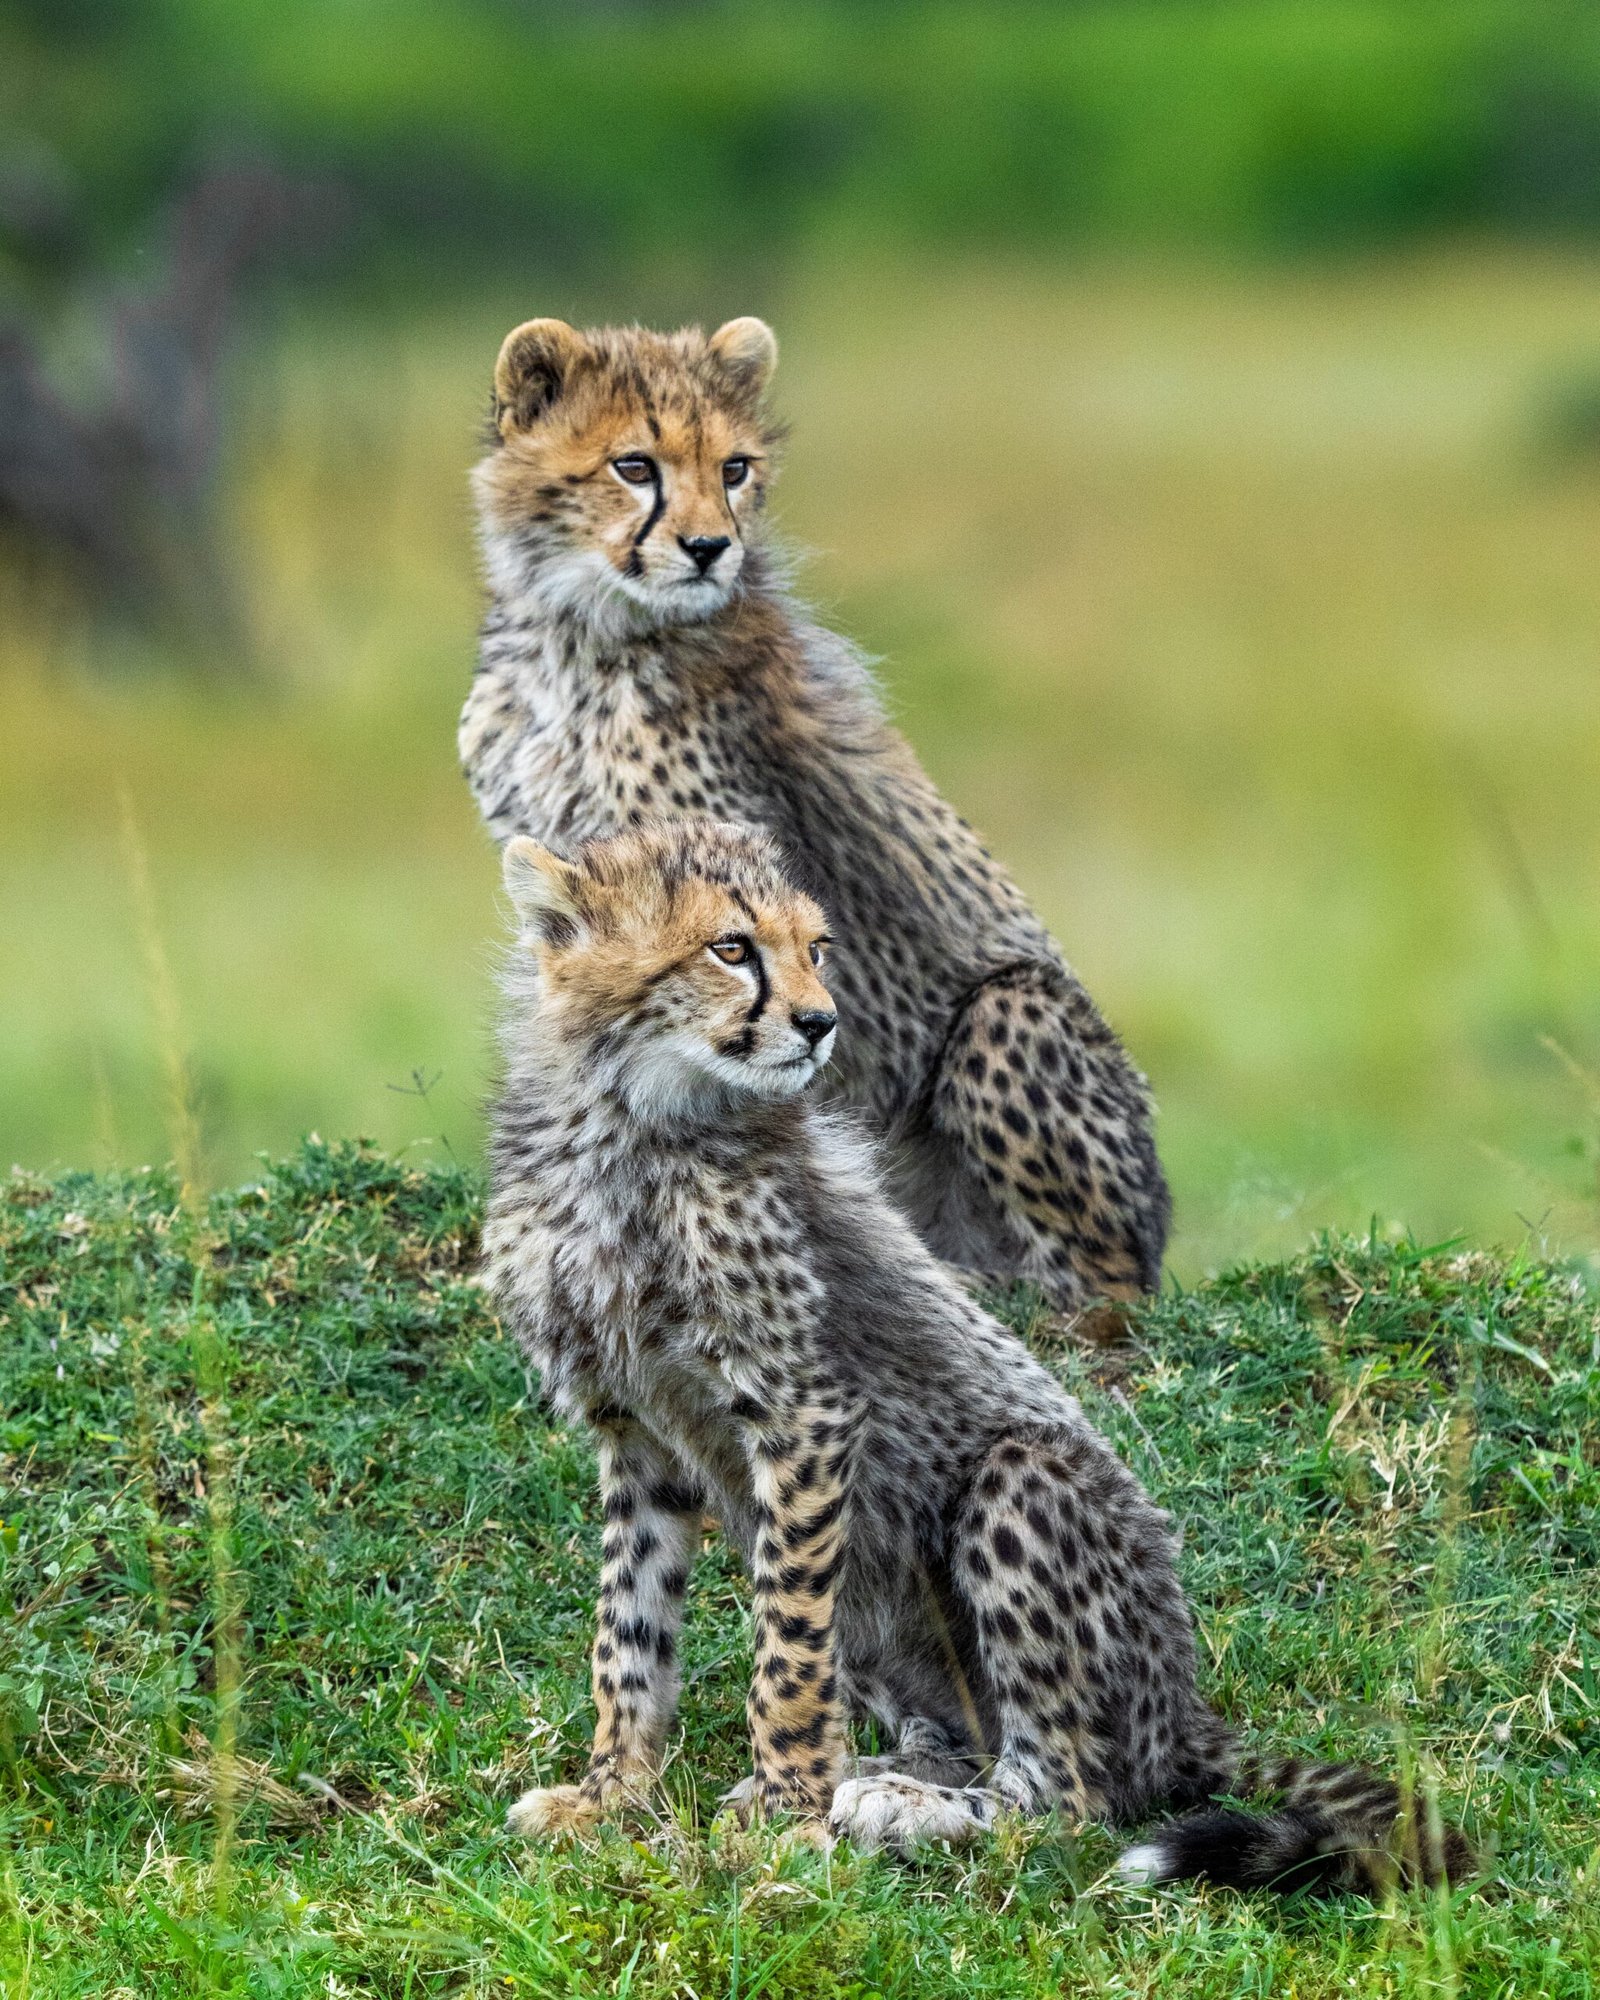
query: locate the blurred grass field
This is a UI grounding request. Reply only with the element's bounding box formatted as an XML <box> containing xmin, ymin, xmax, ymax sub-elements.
<box><xmin>3</xmin><ymin>245</ymin><xmax>1598</xmax><ymax>1277</ymax></box>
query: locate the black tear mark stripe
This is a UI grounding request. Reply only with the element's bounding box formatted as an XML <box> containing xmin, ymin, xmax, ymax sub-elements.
<box><xmin>625</xmin><ymin>468</ymin><xmax>667</xmax><ymax>578</ymax></box>
<box><xmin>747</xmin><ymin>946</ymin><xmax>770</xmax><ymax>1024</ymax></box>
<box><xmin>634</xmin><ymin>471</ymin><xmax>666</xmax><ymax>546</ymax></box>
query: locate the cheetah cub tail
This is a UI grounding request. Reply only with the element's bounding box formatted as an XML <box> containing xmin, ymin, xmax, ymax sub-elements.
<box><xmin>1118</xmin><ymin>1748</ymin><xmax>1474</xmax><ymax>1898</ymax></box>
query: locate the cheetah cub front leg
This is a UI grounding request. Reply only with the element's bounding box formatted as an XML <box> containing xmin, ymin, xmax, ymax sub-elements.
<box><xmin>721</xmin><ymin>1388</ymin><xmax>854</xmax><ymax>1826</ymax></box>
<box><xmin>508</xmin><ymin>1418</ymin><xmax>700</xmax><ymax>1840</ymax></box>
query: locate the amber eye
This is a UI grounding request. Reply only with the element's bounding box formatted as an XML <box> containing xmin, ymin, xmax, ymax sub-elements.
<box><xmin>722</xmin><ymin>457</ymin><xmax>750</xmax><ymax>489</ymax></box>
<box><xmin>613</xmin><ymin>455</ymin><xmax>656</xmax><ymax>486</ymax></box>
<box><xmin>709</xmin><ymin>935</ymin><xmax>752</xmax><ymax>966</ymax></box>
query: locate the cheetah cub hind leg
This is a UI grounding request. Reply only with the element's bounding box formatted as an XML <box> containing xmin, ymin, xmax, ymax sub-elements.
<box><xmin>829</xmin><ymin>1774</ymin><xmax>1002</xmax><ymax>1856</ymax></box>
<box><xmin>929</xmin><ymin>967</ymin><xmax>1169</xmax><ymax>1310</ymax></box>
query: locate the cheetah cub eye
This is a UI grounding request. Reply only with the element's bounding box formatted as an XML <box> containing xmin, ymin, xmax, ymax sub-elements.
<box><xmin>709</xmin><ymin>935</ymin><xmax>752</xmax><ymax>966</ymax></box>
<box><xmin>809</xmin><ymin>938</ymin><xmax>829</xmax><ymax>968</ymax></box>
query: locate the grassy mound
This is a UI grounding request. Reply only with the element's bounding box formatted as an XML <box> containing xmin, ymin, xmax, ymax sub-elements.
<box><xmin>2</xmin><ymin>1139</ymin><xmax>1596</xmax><ymax>1996</ymax></box>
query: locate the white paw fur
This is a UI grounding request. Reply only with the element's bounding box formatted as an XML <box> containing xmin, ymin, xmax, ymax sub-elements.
<box><xmin>828</xmin><ymin>1774</ymin><xmax>995</xmax><ymax>1855</ymax></box>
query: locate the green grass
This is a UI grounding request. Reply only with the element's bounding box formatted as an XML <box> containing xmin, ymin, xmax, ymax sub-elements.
<box><xmin>3</xmin><ymin>1139</ymin><xmax>1597</xmax><ymax>1995</ymax></box>
<box><xmin>4</xmin><ymin>247</ymin><xmax>1600</xmax><ymax>1277</ymax></box>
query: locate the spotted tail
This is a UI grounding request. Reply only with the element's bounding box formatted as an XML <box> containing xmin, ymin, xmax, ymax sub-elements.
<box><xmin>1118</xmin><ymin>1747</ymin><xmax>1474</xmax><ymax>1898</ymax></box>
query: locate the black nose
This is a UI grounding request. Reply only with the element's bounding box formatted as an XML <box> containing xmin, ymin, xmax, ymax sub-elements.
<box><xmin>679</xmin><ymin>534</ymin><xmax>730</xmax><ymax>576</ymax></box>
<box><xmin>791</xmin><ymin>1008</ymin><xmax>836</xmax><ymax>1050</ymax></box>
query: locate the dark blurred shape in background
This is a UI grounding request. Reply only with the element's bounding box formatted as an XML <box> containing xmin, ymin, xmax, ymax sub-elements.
<box><xmin>1</xmin><ymin>157</ymin><xmax>341</xmax><ymax>656</ymax></box>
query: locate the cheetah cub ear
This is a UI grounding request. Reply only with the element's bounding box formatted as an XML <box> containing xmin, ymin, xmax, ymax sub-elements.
<box><xmin>493</xmin><ymin>319</ymin><xmax>586</xmax><ymax>435</ymax></box>
<box><xmin>708</xmin><ymin>317</ymin><xmax>778</xmax><ymax>396</ymax></box>
<box><xmin>504</xmin><ymin>837</ymin><xmax>585</xmax><ymax>950</ymax></box>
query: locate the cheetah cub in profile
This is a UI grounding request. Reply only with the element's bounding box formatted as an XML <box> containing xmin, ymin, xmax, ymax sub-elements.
<box><xmin>485</xmin><ymin>818</ymin><xmax>1470</xmax><ymax>1895</ymax></box>
<box><xmin>463</xmin><ymin>315</ymin><xmax>1168</xmax><ymax>1313</ymax></box>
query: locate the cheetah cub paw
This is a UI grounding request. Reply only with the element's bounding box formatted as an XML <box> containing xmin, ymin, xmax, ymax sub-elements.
<box><xmin>829</xmin><ymin>1774</ymin><xmax>999</xmax><ymax>1855</ymax></box>
<box><xmin>716</xmin><ymin>1773</ymin><xmax>763</xmax><ymax>1827</ymax></box>
<box><xmin>717</xmin><ymin>1772</ymin><xmax>834</xmax><ymax>1836</ymax></box>
<box><xmin>505</xmin><ymin>1784</ymin><xmax>602</xmax><ymax>1841</ymax></box>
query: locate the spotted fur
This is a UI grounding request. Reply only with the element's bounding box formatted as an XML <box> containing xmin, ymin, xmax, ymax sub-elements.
<box><xmin>463</xmin><ymin>317</ymin><xmax>1169</xmax><ymax>1312</ymax></box>
<box><xmin>487</xmin><ymin>821</ymin><xmax>1471</xmax><ymax>1895</ymax></box>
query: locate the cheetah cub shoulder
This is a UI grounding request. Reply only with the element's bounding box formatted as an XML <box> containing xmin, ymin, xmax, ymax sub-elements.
<box><xmin>485</xmin><ymin>818</ymin><xmax>1471</xmax><ymax>1894</ymax></box>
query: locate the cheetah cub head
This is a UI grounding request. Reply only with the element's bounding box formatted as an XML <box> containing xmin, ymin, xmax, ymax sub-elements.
<box><xmin>474</xmin><ymin>316</ymin><xmax>780</xmax><ymax>634</ymax></box>
<box><xmin>502</xmin><ymin>818</ymin><xmax>836</xmax><ymax>1121</ymax></box>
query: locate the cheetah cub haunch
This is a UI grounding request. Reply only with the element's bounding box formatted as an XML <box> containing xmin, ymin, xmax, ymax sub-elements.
<box><xmin>463</xmin><ymin>315</ymin><xmax>1169</xmax><ymax>1313</ymax></box>
<box><xmin>486</xmin><ymin>819</ymin><xmax>1471</xmax><ymax>1895</ymax></box>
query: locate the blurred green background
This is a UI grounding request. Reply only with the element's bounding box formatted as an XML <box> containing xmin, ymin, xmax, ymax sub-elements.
<box><xmin>3</xmin><ymin>1</ymin><xmax>1598</xmax><ymax>1276</ymax></box>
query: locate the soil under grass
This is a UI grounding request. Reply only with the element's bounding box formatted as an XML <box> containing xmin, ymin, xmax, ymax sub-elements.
<box><xmin>2</xmin><ymin>1139</ymin><xmax>1596</xmax><ymax>1996</ymax></box>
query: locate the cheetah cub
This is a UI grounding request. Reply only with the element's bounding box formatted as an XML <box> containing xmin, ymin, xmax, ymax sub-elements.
<box><xmin>486</xmin><ymin>818</ymin><xmax>1470</xmax><ymax>1895</ymax></box>
<box><xmin>463</xmin><ymin>315</ymin><xmax>1168</xmax><ymax>1313</ymax></box>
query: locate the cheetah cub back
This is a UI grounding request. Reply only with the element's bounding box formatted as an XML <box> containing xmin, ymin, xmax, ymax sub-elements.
<box><xmin>486</xmin><ymin>819</ymin><xmax>1471</xmax><ymax>1894</ymax></box>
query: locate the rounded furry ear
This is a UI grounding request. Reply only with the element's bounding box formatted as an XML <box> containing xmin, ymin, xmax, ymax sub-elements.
<box><xmin>494</xmin><ymin>319</ymin><xmax>585</xmax><ymax>434</ymax></box>
<box><xmin>708</xmin><ymin>317</ymin><xmax>777</xmax><ymax>395</ymax></box>
<box><xmin>503</xmin><ymin>837</ymin><xmax>584</xmax><ymax>948</ymax></box>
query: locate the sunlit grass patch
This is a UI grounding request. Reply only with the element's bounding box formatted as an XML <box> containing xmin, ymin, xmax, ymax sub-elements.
<box><xmin>2</xmin><ymin>1141</ymin><xmax>1596</xmax><ymax>1994</ymax></box>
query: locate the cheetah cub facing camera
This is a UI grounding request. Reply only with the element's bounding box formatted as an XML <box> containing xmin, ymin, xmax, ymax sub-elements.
<box><xmin>486</xmin><ymin>818</ymin><xmax>1470</xmax><ymax>1895</ymax></box>
<box><xmin>463</xmin><ymin>315</ymin><xmax>1168</xmax><ymax>1313</ymax></box>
